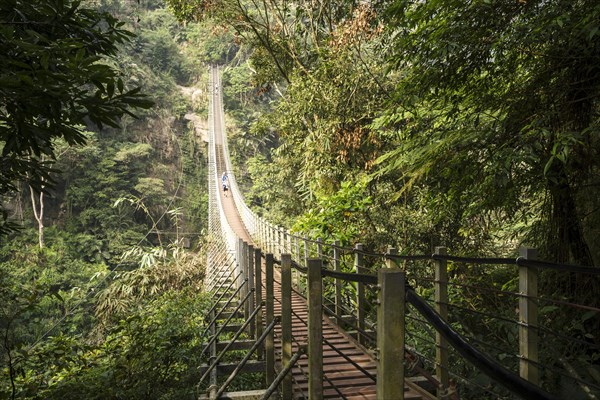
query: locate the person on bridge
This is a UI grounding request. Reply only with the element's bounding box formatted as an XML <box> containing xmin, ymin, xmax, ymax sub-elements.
<box><xmin>221</xmin><ymin>172</ymin><xmax>229</xmax><ymax>197</ymax></box>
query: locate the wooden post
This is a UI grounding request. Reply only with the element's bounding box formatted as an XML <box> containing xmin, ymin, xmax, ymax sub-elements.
<box><xmin>278</xmin><ymin>229</ymin><xmax>284</xmax><ymax>257</ymax></box>
<box><xmin>282</xmin><ymin>229</ymin><xmax>287</xmax><ymax>256</ymax></box>
<box><xmin>238</xmin><ymin>238</ymin><xmax>244</xmax><ymax>292</ymax></box>
<box><xmin>255</xmin><ymin>248</ymin><xmax>263</xmax><ymax>352</ymax></box>
<box><xmin>519</xmin><ymin>247</ymin><xmax>539</xmax><ymax>385</ymax></box>
<box><xmin>295</xmin><ymin>235</ymin><xmax>301</xmax><ymax>261</ymax></box>
<box><xmin>386</xmin><ymin>247</ymin><xmax>398</xmax><ymax>269</ymax></box>
<box><xmin>267</xmin><ymin>224</ymin><xmax>272</xmax><ymax>254</ymax></box>
<box><xmin>303</xmin><ymin>235</ymin><xmax>309</xmax><ymax>292</ymax></box>
<box><xmin>259</xmin><ymin>218</ymin><xmax>264</xmax><ymax>248</ymax></box>
<box><xmin>333</xmin><ymin>240</ymin><xmax>342</xmax><ymax>325</ymax></box>
<box><xmin>294</xmin><ymin>236</ymin><xmax>301</xmax><ymax>290</ymax></box>
<box><xmin>265</xmin><ymin>253</ymin><xmax>275</xmax><ymax>385</ymax></box>
<box><xmin>434</xmin><ymin>246</ymin><xmax>450</xmax><ymax>397</ymax></box>
<box><xmin>248</xmin><ymin>244</ymin><xmax>255</xmax><ymax>338</ymax></box>
<box><xmin>304</xmin><ymin>235</ymin><xmax>309</xmax><ymax>262</ymax></box>
<box><xmin>281</xmin><ymin>254</ymin><xmax>293</xmax><ymax>400</ymax></box>
<box><xmin>235</xmin><ymin>239</ymin><xmax>240</xmax><ymax>289</ymax></box>
<box><xmin>317</xmin><ymin>237</ymin><xmax>323</xmax><ymax>258</ymax></box>
<box><xmin>243</xmin><ymin>241</ymin><xmax>250</xmax><ymax>321</ymax></box>
<box><xmin>376</xmin><ymin>268</ymin><xmax>405</xmax><ymax>400</ymax></box>
<box><xmin>209</xmin><ymin>307</ymin><xmax>218</xmax><ymax>400</ymax></box>
<box><xmin>355</xmin><ymin>243</ymin><xmax>366</xmax><ymax>345</ymax></box>
<box><xmin>307</xmin><ymin>259</ymin><xmax>323</xmax><ymax>399</ymax></box>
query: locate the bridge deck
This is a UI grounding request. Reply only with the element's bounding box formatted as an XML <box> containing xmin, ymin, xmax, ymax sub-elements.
<box><xmin>211</xmin><ymin>67</ymin><xmax>422</xmax><ymax>399</ymax></box>
<box><xmin>213</xmin><ymin>151</ymin><xmax>421</xmax><ymax>399</ymax></box>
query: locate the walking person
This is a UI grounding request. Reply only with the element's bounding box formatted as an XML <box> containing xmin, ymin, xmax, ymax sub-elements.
<box><xmin>221</xmin><ymin>172</ymin><xmax>229</xmax><ymax>197</ymax></box>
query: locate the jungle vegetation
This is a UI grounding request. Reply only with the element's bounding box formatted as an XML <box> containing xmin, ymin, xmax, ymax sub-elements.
<box><xmin>167</xmin><ymin>0</ymin><xmax>600</xmax><ymax>265</ymax></box>
<box><xmin>1</xmin><ymin>0</ymin><xmax>599</xmax><ymax>398</ymax></box>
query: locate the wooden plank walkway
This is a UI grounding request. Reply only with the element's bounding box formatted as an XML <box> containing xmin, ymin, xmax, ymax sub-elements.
<box><xmin>267</xmin><ymin>267</ymin><xmax>422</xmax><ymax>400</ymax></box>
<box><xmin>211</xmin><ymin>66</ymin><xmax>422</xmax><ymax>399</ymax></box>
<box><xmin>213</xmin><ymin>144</ymin><xmax>422</xmax><ymax>398</ymax></box>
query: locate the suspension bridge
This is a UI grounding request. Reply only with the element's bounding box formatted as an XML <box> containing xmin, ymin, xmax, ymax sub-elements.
<box><xmin>199</xmin><ymin>66</ymin><xmax>600</xmax><ymax>400</ymax></box>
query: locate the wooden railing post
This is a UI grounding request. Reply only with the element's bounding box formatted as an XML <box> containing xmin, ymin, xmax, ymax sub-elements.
<box><xmin>295</xmin><ymin>235</ymin><xmax>301</xmax><ymax>260</ymax></box>
<box><xmin>301</xmin><ymin>235</ymin><xmax>309</xmax><ymax>292</ymax></box>
<box><xmin>317</xmin><ymin>237</ymin><xmax>323</xmax><ymax>258</ymax></box>
<box><xmin>243</xmin><ymin>241</ymin><xmax>250</xmax><ymax>321</ymax></box>
<box><xmin>303</xmin><ymin>235</ymin><xmax>309</xmax><ymax>262</ymax></box>
<box><xmin>237</xmin><ymin>238</ymin><xmax>244</xmax><ymax>292</ymax></box>
<box><xmin>434</xmin><ymin>246</ymin><xmax>450</xmax><ymax>397</ymax></box>
<box><xmin>255</xmin><ymin>248</ymin><xmax>263</xmax><ymax>350</ymax></box>
<box><xmin>278</xmin><ymin>229</ymin><xmax>284</xmax><ymax>257</ymax></box>
<box><xmin>248</xmin><ymin>244</ymin><xmax>255</xmax><ymax>338</ymax></box>
<box><xmin>519</xmin><ymin>247</ymin><xmax>539</xmax><ymax>385</ymax></box>
<box><xmin>307</xmin><ymin>258</ymin><xmax>323</xmax><ymax>399</ymax></box>
<box><xmin>355</xmin><ymin>243</ymin><xmax>366</xmax><ymax>345</ymax></box>
<box><xmin>386</xmin><ymin>247</ymin><xmax>398</xmax><ymax>268</ymax></box>
<box><xmin>265</xmin><ymin>253</ymin><xmax>275</xmax><ymax>385</ymax></box>
<box><xmin>267</xmin><ymin>224</ymin><xmax>272</xmax><ymax>254</ymax></box>
<box><xmin>376</xmin><ymin>268</ymin><xmax>405</xmax><ymax>400</ymax></box>
<box><xmin>294</xmin><ymin>235</ymin><xmax>301</xmax><ymax>290</ymax></box>
<box><xmin>259</xmin><ymin>218</ymin><xmax>264</xmax><ymax>248</ymax></box>
<box><xmin>281</xmin><ymin>254</ymin><xmax>293</xmax><ymax>400</ymax></box>
<box><xmin>333</xmin><ymin>240</ymin><xmax>342</xmax><ymax>325</ymax></box>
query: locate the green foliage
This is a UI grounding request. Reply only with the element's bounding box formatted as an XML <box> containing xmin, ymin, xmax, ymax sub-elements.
<box><xmin>184</xmin><ymin>22</ymin><xmax>238</xmax><ymax>65</ymax></box>
<box><xmin>165</xmin><ymin>0</ymin><xmax>210</xmax><ymax>22</ymax></box>
<box><xmin>0</xmin><ymin>227</ymin><xmax>208</xmax><ymax>398</ymax></box>
<box><xmin>0</xmin><ymin>0</ymin><xmax>153</xmax><ymax>234</ymax></box>
<box><xmin>11</xmin><ymin>289</ymin><xmax>210</xmax><ymax>400</ymax></box>
<box><xmin>0</xmin><ymin>230</ymin><xmax>109</xmax><ymax>394</ymax></box>
<box><xmin>95</xmin><ymin>245</ymin><xmax>205</xmax><ymax>320</ymax></box>
<box><xmin>222</xmin><ymin>64</ymin><xmax>255</xmax><ymax>109</ymax></box>
<box><xmin>376</xmin><ymin>0</ymin><xmax>600</xmax><ymax>263</ymax></box>
<box><xmin>0</xmin><ymin>1</ymin><xmax>211</xmax><ymax>397</ymax></box>
<box><xmin>245</xmin><ymin>154</ymin><xmax>303</xmax><ymax>226</ymax></box>
<box><xmin>293</xmin><ymin>178</ymin><xmax>372</xmax><ymax>246</ymax></box>
<box><xmin>133</xmin><ymin>26</ymin><xmax>192</xmax><ymax>85</ymax></box>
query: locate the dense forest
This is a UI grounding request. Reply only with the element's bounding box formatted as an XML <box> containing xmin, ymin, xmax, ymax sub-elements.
<box><xmin>0</xmin><ymin>0</ymin><xmax>223</xmax><ymax>398</ymax></box>
<box><xmin>168</xmin><ymin>0</ymin><xmax>600</xmax><ymax>265</ymax></box>
<box><xmin>1</xmin><ymin>0</ymin><xmax>599</xmax><ymax>398</ymax></box>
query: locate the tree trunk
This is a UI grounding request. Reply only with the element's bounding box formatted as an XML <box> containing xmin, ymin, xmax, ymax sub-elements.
<box><xmin>29</xmin><ymin>185</ymin><xmax>44</xmax><ymax>249</ymax></box>
<box><xmin>548</xmin><ymin>170</ymin><xmax>593</xmax><ymax>266</ymax></box>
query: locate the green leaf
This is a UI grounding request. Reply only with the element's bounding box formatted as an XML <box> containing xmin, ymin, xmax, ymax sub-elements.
<box><xmin>582</xmin><ymin>310</ymin><xmax>598</xmax><ymax>322</ymax></box>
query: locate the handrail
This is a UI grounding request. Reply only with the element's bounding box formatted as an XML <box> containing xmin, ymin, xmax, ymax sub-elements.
<box><xmin>206</xmin><ymin>65</ymin><xmax>599</xmax><ymax>400</ymax></box>
<box><xmin>206</xmin><ymin>269</ymin><xmax>239</xmax><ymax>315</ymax></box>
<box><xmin>198</xmin><ymin>302</ymin><xmax>262</xmax><ymax>385</ymax></box>
<box><xmin>267</xmin><ymin>252</ymin><xmax>568</xmax><ymax>399</ymax></box>
<box><xmin>200</xmin><ymin>287</ymin><xmax>254</xmax><ymax>358</ymax></box>
<box><xmin>260</xmin><ymin>347</ymin><xmax>305</xmax><ymax>400</ymax></box>
<box><xmin>200</xmin><ymin>277</ymin><xmax>247</xmax><ymax>339</ymax></box>
<box><xmin>215</xmin><ymin>316</ymin><xmax>279</xmax><ymax>399</ymax></box>
<box><xmin>406</xmin><ymin>288</ymin><xmax>559</xmax><ymax>400</ymax></box>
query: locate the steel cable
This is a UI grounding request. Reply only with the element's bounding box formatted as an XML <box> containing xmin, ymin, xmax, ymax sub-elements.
<box><xmin>406</xmin><ymin>287</ymin><xmax>559</xmax><ymax>400</ymax></box>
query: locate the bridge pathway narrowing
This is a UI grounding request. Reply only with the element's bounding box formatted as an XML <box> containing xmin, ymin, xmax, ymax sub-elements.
<box><xmin>215</xmin><ymin>168</ymin><xmax>422</xmax><ymax>399</ymax></box>
<box><xmin>211</xmin><ymin>67</ymin><xmax>422</xmax><ymax>400</ymax></box>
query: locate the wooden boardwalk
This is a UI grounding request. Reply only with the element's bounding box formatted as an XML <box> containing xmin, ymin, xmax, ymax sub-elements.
<box><xmin>211</xmin><ymin>179</ymin><xmax>422</xmax><ymax>398</ymax></box>
<box><xmin>210</xmin><ymin>66</ymin><xmax>422</xmax><ymax>399</ymax></box>
<box><xmin>269</xmin><ymin>268</ymin><xmax>422</xmax><ymax>400</ymax></box>
<box><xmin>213</xmin><ymin>176</ymin><xmax>422</xmax><ymax>398</ymax></box>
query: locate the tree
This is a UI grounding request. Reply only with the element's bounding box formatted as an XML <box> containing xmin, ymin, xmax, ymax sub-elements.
<box><xmin>0</xmin><ymin>0</ymin><xmax>153</xmax><ymax>234</ymax></box>
<box><xmin>376</xmin><ymin>0</ymin><xmax>600</xmax><ymax>263</ymax></box>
